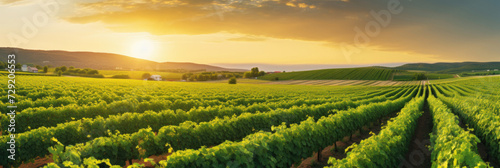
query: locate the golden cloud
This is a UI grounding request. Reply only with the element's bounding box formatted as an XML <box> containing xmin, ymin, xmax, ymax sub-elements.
<box><xmin>64</xmin><ymin>0</ymin><xmax>500</xmax><ymax>61</ymax></box>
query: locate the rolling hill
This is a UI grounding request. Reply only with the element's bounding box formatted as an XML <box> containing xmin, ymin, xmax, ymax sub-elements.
<box><xmin>0</xmin><ymin>47</ymin><xmax>246</xmax><ymax>72</ymax></box>
<box><xmin>259</xmin><ymin>62</ymin><xmax>500</xmax><ymax>81</ymax></box>
<box><xmin>393</xmin><ymin>62</ymin><xmax>500</xmax><ymax>73</ymax></box>
<box><xmin>259</xmin><ymin>68</ymin><xmax>399</xmax><ymax>80</ymax></box>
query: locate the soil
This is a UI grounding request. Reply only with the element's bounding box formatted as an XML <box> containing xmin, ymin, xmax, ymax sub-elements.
<box><xmin>400</xmin><ymin>98</ymin><xmax>432</xmax><ymax>168</ymax></box>
<box><xmin>4</xmin><ymin>153</ymin><xmax>172</xmax><ymax>168</ymax></box>
<box><xmin>0</xmin><ymin>155</ymin><xmax>55</xmax><ymax>168</ymax></box>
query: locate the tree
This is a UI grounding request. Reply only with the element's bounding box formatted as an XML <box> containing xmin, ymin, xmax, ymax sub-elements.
<box><xmin>55</xmin><ymin>67</ymin><xmax>60</xmax><ymax>72</ymax></box>
<box><xmin>258</xmin><ymin>71</ymin><xmax>266</xmax><ymax>77</ymax></box>
<box><xmin>182</xmin><ymin>73</ymin><xmax>194</xmax><ymax>80</ymax></box>
<box><xmin>69</xmin><ymin>66</ymin><xmax>74</xmax><ymax>70</ymax></box>
<box><xmin>43</xmin><ymin>66</ymin><xmax>48</xmax><ymax>73</ymax></box>
<box><xmin>243</xmin><ymin>72</ymin><xmax>252</xmax><ymax>78</ymax></box>
<box><xmin>251</xmin><ymin>67</ymin><xmax>259</xmax><ymax>77</ymax></box>
<box><xmin>60</xmin><ymin>66</ymin><xmax>67</xmax><ymax>72</ymax></box>
<box><xmin>36</xmin><ymin>65</ymin><xmax>42</xmax><ymax>69</ymax></box>
<box><xmin>413</xmin><ymin>73</ymin><xmax>427</xmax><ymax>80</ymax></box>
<box><xmin>57</xmin><ymin>70</ymin><xmax>62</xmax><ymax>76</ymax></box>
<box><xmin>274</xmin><ymin>77</ymin><xmax>279</xmax><ymax>81</ymax></box>
<box><xmin>87</xmin><ymin>70</ymin><xmax>99</xmax><ymax>75</ymax></box>
<box><xmin>16</xmin><ymin>63</ymin><xmax>21</xmax><ymax>70</ymax></box>
<box><xmin>228</xmin><ymin>77</ymin><xmax>237</xmax><ymax>84</ymax></box>
<box><xmin>79</xmin><ymin>69</ymin><xmax>87</xmax><ymax>74</ymax></box>
<box><xmin>142</xmin><ymin>73</ymin><xmax>151</xmax><ymax>79</ymax></box>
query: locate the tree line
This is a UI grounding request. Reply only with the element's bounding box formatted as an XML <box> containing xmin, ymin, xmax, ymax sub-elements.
<box><xmin>243</xmin><ymin>67</ymin><xmax>266</xmax><ymax>78</ymax></box>
<box><xmin>54</xmin><ymin>66</ymin><xmax>103</xmax><ymax>78</ymax></box>
<box><xmin>182</xmin><ymin>72</ymin><xmax>243</xmax><ymax>81</ymax></box>
<box><xmin>181</xmin><ymin>67</ymin><xmax>267</xmax><ymax>82</ymax></box>
<box><xmin>0</xmin><ymin>61</ymin><xmax>50</xmax><ymax>73</ymax></box>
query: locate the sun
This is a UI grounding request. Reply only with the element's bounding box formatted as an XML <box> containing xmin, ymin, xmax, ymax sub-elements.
<box><xmin>130</xmin><ymin>39</ymin><xmax>156</xmax><ymax>60</ymax></box>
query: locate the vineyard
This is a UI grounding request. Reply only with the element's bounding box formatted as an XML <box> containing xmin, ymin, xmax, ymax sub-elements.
<box><xmin>258</xmin><ymin>68</ymin><xmax>399</xmax><ymax>81</ymax></box>
<box><xmin>0</xmin><ymin>75</ymin><xmax>499</xmax><ymax>168</ymax></box>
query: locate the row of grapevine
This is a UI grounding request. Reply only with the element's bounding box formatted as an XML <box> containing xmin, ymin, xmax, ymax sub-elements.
<box><xmin>432</xmin><ymin>84</ymin><xmax>500</xmax><ymax>162</ymax></box>
<box><xmin>442</xmin><ymin>84</ymin><xmax>500</xmax><ymax>115</ymax></box>
<box><xmin>3</xmin><ymin>75</ymin><xmax>375</xmax><ymax>108</ymax></box>
<box><xmin>0</xmin><ymin>94</ymin><xmax>337</xmax><ymax>133</ymax></box>
<box><xmin>427</xmin><ymin>89</ymin><xmax>488</xmax><ymax>167</ymax></box>
<box><xmin>40</xmin><ymin>87</ymin><xmax>414</xmax><ymax>166</ymax></box>
<box><xmin>0</xmin><ymin>86</ymin><xmax>411</xmax><ymax>167</ymax></box>
<box><xmin>326</xmin><ymin>94</ymin><xmax>424</xmax><ymax>167</ymax></box>
<box><xmin>0</xmin><ymin>85</ymin><xmax>401</xmax><ymax>134</ymax></box>
<box><xmin>151</xmin><ymin>86</ymin><xmax>416</xmax><ymax>167</ymax></box>
<box><xmin>1</xmin><ymin>75</ymin><xmax>403</xmax><ymax>133</ymax></box>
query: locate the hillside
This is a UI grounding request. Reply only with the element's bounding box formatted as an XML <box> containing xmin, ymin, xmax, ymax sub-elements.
<box><xmin>259</xmin><ymin>68</ymin><xmax>398</xmax><ymax>80</ymax></box>
<box><xmin>394</xmin><ymin>62</ymin><xmax>500</xmax><ymax>73</ymax></box>
<box><xmin>0</xmin><ymin>47</ymin><xmax>246</xmax><ymax>72</ymax></box>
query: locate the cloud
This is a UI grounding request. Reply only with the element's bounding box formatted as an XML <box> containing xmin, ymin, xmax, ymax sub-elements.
<box><xmin>0</xmin><ymin>0</ymin><xmax>22</xmax><ymax>4</ymax></box>
<box><xmin>63</xmin><ymin>0</ymin><xmax>500</xmax><ymax>61</ymax></box>
<box><xmin>227</xmin><ymin>35</ymin><xmax>267</xmax><ymax>41</ymax></box>
<box><xmin>0</xmin><ymin>0</ymin><xmax>31</xmax><ymax>5</ymax></box>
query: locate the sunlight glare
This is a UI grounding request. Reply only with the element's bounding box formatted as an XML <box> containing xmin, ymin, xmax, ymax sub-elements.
<box><xmin>130</xmin><ymin>39</ymin><xmax>155</xmax><ymax>60</ymax></box>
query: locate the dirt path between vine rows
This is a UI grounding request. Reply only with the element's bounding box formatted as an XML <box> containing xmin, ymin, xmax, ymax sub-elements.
<box><xmin>400</xmin><ymin>98</ymin><xmax>432</xmax><ymax>168</ymax></box>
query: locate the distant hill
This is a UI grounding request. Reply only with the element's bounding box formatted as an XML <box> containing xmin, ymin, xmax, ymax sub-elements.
<box><xmin>259</xmin><ymin>68</ymin><xmax>399</xmax><ymax>80</ymax></box>
<box><xmin>394</xmin><ymin>62</ymin><xmax>500</xmax><ymax>73</ymax></box>
<box><xmin>259</xmin><ymin>62</ymin><xmax>500</xmax><ymax>81</ymax></box>
<box><xmin>0</xmin><ymin>47</ymin><xmax>246</xmax><ymax>72</ymax></box>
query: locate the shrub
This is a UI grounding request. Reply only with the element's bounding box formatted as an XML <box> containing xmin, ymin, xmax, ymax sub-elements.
<box><xmin>86</xmin><ymin>70</ymin><xmax>99</xmax><ymax>75</ymax></box>
<box><xmin>142</xmin><ymin>73</ymin><xmax>151</xmax><ymax>79</ymax></box>
<box><xmin>228</xmin><ymin>77</ymin><xmax>237</xmax><ymax>84</ymax></box>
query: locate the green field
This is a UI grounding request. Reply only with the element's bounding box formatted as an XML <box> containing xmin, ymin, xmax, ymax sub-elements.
<box><xmin>392</xmin><ymin>71</ymin><xmax>455</xmax><ymax>81</ymax></box>
<box><xmin>259</xmin><ymin>67</ymin><xmax>399</xmax><ymax>80</ymax></box>
<box><xmin>0</xmin><ymin>75</ymin><xmax>499</xmax><ymax>167</ymax></box>
<box><xmin>94</xmin><ymin>70</ymin><xmax>184</xmax><ymax>80</ymax></box>
<box><xmin>44</xmin><ymin>68</ymin><xmax>184</xmax><ymax>80</ymax></box>
<box><xmin>0</xmin><ymin>70</ymin><xmax>56</xmax><ymax>76</ymax></box>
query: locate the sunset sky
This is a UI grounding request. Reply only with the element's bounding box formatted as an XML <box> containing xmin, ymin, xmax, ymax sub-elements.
<box><xmin>1</xmin><ymin>0</ymin><xmax>499</xmax><ymax>67</ymax></box>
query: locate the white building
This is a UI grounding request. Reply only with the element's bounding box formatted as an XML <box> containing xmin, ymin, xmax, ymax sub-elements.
<box><xmin>150</xmin><ymin>75</ymin><xmax>162</xmax><ymax>81</ymax></box>
<box><xmin>21</xmin><ymin>65</ymin><xmax>28</xmax><ymax>71</ymax></box>
<box><xmin>22</xmin><ymin>65</ymin><xmax>39</xmax><ymax>72</ymax></box>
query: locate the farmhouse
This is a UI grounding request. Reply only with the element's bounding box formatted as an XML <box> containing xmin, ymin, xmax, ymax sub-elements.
<box><xmin>21</xmin><ymin>65</ymin><xmax>38</xmax><ymax>73</ymax></box>
<box><xmin>150</xmin><ymin>75</ymin><xmax>162</xmax><ymax>81</ymax></box>
<box><xmin>28</xmin><ymin>67</ymin><xmax>38</xmax><ymax>73</ymax></box>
